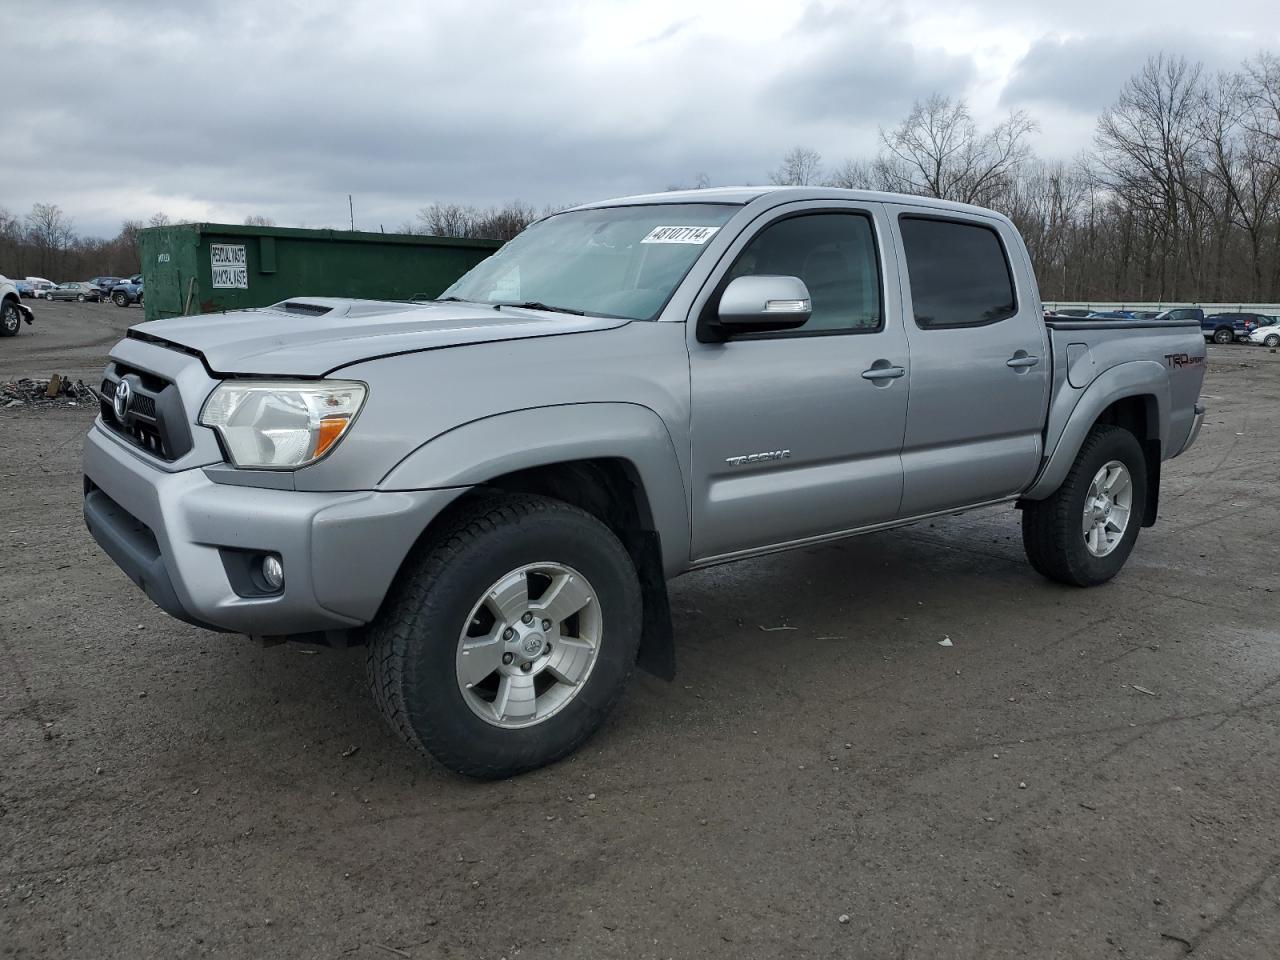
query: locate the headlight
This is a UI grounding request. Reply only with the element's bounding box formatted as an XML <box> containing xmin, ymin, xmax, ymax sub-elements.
<box><xmin>199</xmin><ymin>380</ymin><xmax>367</xmax><ymax>469</ymax></box>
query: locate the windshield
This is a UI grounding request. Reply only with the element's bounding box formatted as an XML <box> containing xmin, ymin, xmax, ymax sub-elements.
<box><xmin>440</xmin><ymin>203</ymin><xmax>739</xmax><ymax>320</ymax></box>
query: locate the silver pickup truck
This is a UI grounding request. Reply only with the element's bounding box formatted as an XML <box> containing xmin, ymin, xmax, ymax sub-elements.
<box><xmin>83</xmin><ymin>187</ymin><xmax>1207</xmax><ymax>777</ymax></box>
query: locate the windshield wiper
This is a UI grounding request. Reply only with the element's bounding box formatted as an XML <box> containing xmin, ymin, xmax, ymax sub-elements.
<box><xmin>496</xmin><ymin>300</ymin><xmax>587</xmax><ymax>316</ymax></box>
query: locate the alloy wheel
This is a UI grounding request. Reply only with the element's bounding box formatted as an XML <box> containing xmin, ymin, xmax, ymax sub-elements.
<box><xmin>1082</xmin><ymin>460</ymin><xmax>1133</xmax><ymax>558</ymax></box>
<box><xmin>455</xmin><ymin>562</ymin><xmax>602</xmax><ymax>728</ymax></box>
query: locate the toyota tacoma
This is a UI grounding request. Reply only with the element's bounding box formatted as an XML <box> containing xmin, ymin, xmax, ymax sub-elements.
<box><xmin>83</xmin><ymin>187</ymin><xmax>1208</xmax><ymax>778</ymax></box>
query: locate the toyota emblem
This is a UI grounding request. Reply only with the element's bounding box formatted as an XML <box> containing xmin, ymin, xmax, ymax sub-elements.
<box><xmin>113</xmin><ymin>378</ymin><xmax>132</xmax><ymax>420</ymax></box>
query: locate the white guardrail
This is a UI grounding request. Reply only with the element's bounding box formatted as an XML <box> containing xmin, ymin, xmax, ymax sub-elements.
<box><xmin>1044</xmin><ymin>301</ymin><xmax>1280</xmax><ymax>314</ymax></box>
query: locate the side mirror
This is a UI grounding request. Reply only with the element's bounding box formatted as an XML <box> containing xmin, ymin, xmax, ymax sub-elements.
<box><xmin>716</xmin><ymin>275</ymin><xmax>812</xmax><ymax>334</ymax></box>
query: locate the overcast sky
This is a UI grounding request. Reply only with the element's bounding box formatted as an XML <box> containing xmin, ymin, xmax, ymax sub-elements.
<box><xmin>9</xmin><ymin>0</ymin><xmax>1279</xmax><ymax>237</ymax></box>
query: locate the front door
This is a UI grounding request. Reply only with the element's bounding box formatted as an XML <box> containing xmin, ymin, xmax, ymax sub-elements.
<box><xmin>888</xmin><ymin>206</ymin><xmax>1051</xmax><ymax>516</ymax></box>
<box><xmin>687</xmin><ymin>203</ymin><xmax>910</xmax><ymax>561</ymax></box>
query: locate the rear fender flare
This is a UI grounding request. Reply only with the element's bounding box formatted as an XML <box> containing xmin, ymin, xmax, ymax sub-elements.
<box><xmin>1023</xmin><ymin>360</ymin><xmax>1169</xmax><ymax>501</ymax></box>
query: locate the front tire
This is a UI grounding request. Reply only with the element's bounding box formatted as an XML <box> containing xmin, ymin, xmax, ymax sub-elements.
<box><xmin>113</xmin><ymin>292</ymin><xmax>128</xmax><ymax>307</ymax></box>
<box><xmin>1022</xmin><ymin>424</ymin><xmax>1148</xmax><ymax>587</ymax></box>
<box><xmin>0</xmin><ymin>300</ymin><xmax>20</xmax><ymax>337</ymax></box>
<box><xmin>76</xmin><ymin>294</ymin><xmax>86</xmax><ymax>303</ymax></box>
<box><xmin>365</xmin><ymin>493</ymin><xmax>642</xmax><ymax>779</ymax></box>
<box><xmin>1266</xmin><ymin>334</ymin><xmax>1280</xmax><ymax>348</ymax></box>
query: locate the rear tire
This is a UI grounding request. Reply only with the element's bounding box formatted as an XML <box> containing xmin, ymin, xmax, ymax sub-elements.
<box><xmin>364</xmin><ymin>493</ymin><xmax>642</xmax><ymax>779</ymax></box>
<box><xmin>1022</xmin><ymin>424</ymin><xmax>1148</xmax><ymax>587</ymax></box>
<box><xmin>1213</xmin><ymin>327</ymin><xmax>1233</xmax><ymax>344</ymax></box>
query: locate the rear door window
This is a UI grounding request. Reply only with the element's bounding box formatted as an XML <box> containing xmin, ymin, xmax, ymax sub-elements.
<box><xmin>899</xmin><ymin>216</ymin><xmax>1017</xmax><ymax>329</ymax></box>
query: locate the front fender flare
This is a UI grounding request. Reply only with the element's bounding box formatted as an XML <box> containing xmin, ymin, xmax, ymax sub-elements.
<box><xmin>378</xmin><ymin>402</ymin><xmax>691</xmax><ymax>577</ymax></box>
<box><xmin>1023</xmin><ymin>360</ymin><xmax>1169</xmax><ymax>501</ymax></box>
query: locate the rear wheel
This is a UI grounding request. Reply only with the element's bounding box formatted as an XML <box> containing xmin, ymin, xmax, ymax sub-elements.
<box><xmin>1213</xmin><ymin>327</ymin><xmax>1233</xmax><ymax>344</ymax></box>
<box><xmin>1022</xmin><ymin>424</ymin><xmax>1148</xmax><ymax>587</ymax></box>
<box><xmin>365</xmin><ymin>493</ymin><xmax>642</xmax><ymax>779</ymax></box>
<box><xmin>0</xmin><ymin>300</ymin><xmax>20</xmax><ymax>337</ymax></box>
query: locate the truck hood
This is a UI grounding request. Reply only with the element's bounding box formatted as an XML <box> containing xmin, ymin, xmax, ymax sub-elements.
<box><xmin>128</xmin><ymin>298</ymin><xmax>632</xmax><ymax>376</ymax></box>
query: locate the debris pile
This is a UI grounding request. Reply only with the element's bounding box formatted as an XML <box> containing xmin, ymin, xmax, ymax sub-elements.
<box><xmin>2</xmin><ymin>375</ymin><xmax>97</xmax><ymax>408</ymax></box>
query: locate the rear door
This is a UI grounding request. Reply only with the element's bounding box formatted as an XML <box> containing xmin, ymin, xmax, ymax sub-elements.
<box><xmin>686</xmin><ymin>201</ymin><xmax>909</xmax><ymax>560</ymax></box>
<box><xmin>888</xmin><ymin>207</ymin><xmax>1051</xmax><ymax>516</ymax></box>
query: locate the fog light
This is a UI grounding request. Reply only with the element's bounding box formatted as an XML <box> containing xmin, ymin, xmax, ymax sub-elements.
<box><xmin>261</xmin><ymin>554</ymin><xmax>284</xmax><ymax>590</ymax></box>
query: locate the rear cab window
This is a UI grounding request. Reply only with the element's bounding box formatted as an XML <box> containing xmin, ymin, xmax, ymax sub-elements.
<box><xmin>898</xmin><ymin>216</ymin><xmax>1017</xmax><ymax>329</ymax></box>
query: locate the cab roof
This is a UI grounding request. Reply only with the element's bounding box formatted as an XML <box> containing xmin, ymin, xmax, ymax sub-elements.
<box><xmin>570</xmin><ymin>185</ymin><xmax>1007</xmax><ymax>221</ymax></box>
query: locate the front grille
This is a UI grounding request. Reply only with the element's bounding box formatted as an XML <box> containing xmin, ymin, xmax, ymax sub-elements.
<box><xmin>99</xmin><ymin>364</ymin><xmax>193</xmax><ymax>461</ymax></box>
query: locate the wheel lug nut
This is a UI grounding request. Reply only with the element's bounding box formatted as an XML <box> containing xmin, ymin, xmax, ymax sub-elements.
<box><xmin>544</xmin><ymin>642</ymin><xmax>552</xmax><ymax>655</ymax></box>
<box><xmin>502</xmin><ymin>652</ymin><xmax>514</xmax><ymax>665</ymax></box>
<box><xmin>521</xmin><ymin>612</ymin><xmax>534</xmax><ymax>624</ymax></box>
<box><xmin>520</xmin><ymin>662</ymin><xmax>533</xmax><ymax>673</ymax></box>
<box><xmin>502</xmin><ymin>627</ymin><xmax>514</xmax><ymax>641</ymax></box>
<box><xmin>541</xmin><ymin>619</ymin><xmax>552</xmax><ymax>631</ymax></box>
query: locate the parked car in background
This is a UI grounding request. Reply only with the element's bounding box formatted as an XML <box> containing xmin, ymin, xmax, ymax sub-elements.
<box><xmin>1247</xmin><ymin>321</ymin><xmax>1280</xmax><ymax>348</ymax></box>
<box><xmin>1148</xmin><ymin>307</ymin><xmax>1211</xmax><ymax>338</ymax></box>
<box><xmin>1130</xmin><ymin>310</ymin><xmax>1162</xmax><ymax>320</ymax></box>
<box><xmin>1201</xmin><ymin>311</ymin><xmax>1264</xmax><ymax>343</ymax></box>
<box><xmin>1</xmin><ymin>275</ymin><xmax>35</xmax><ymax>337</ymax></box>
<box><xmin>1210</xmin><ymin>312</ymin><xmax>1270</xmax><ymax>341</ymax></box>
<box><xmin>44</xmin><ymin>281</ymin><xmax>102</xmax><ymax>302</ymax></box>
<box><xmin>1049</xmin><ymin>308</ymin><xmax>1093</xmax><ymax>318</ymax></box>
<box><xmin>83</xmin><ymin>186</ymin><xmax>1209</xmax><ymax>777</ymax></box>
<box><xmin>110</xmin><ymin>277</ymin><xmax>144</xmax><ymax>307</ymax></box>
<box><xmin>27</xmin><ymin>277</ymin><xmax>56</xmax><ymax>298</ymax></box>
<box><xmin>1087</xmin><ymin>310</ymin><xmax>1135</xmax><ymax>320</ymax></box>
<box><xmin>13</xmin><ymin>279</ymin><xmax>35</xmax><ymax>297</ymax></box>
<box><xmin>90</xmin><ymin>276</ymin><xmax>124</xmax><ymax>295</ymax></box>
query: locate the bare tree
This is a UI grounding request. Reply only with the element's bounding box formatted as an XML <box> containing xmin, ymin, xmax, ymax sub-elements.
<box><xmin>414</xmin><ymin>200</ymin><xmax>545</xmax><ymax>241</ymax></box>
<box><xmin>769</xmin><ymin>146</ymin><xmax>823</xmax><ymax>186</ymax></box>
<box><xmin>148</xmin><ymin>212</ymin><xmax>171</xmax><ymax>228</ymax></box>
<box><xmin>879</xmin><ymin>94</ymin><xmax>1037</xmax><ymax>206</ymax></box>
<box><xmin>243</xmin><ymin>214</ymin><xmax>276</xmax><ymax>226</ymax></box>
<box><xmin>1094</xmin><ymin>54</ymin><xmax>1207</xmax><ymax>298</ymax></box>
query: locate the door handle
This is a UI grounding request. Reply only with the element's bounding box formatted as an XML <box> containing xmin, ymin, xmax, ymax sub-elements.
<box><xmin>861</xmin><ymin>364</ymin><xmax>906</xmax><ymax>381</ymax></box>
<box><xmin>1006</xmin><ymin>355</ymin><xmax>1040</xmax><ymax>369</ymax></box>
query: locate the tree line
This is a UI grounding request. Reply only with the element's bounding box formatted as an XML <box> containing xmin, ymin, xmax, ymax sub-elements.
<box><xmin>0</xmin><ymin>207</ymin><xmax>278</xmax><ymax>282</ymax></box>
<box><xmin>6</xmin><ymin>51</ymin><xmax>1278</xmax><ymax>303</ymax></box>
<box><xmin>768</xmin><ymin>52</ymin><xmax>1280</xmax><ymax>303</ymax></box>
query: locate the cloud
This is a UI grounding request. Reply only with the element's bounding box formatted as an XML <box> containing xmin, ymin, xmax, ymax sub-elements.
<box><xmin>1002</xmin><ymin>33</ymin><xmax>1246</xmax><ymax>113</ymax></box>
<box><xmin>4</xmin><ymin>0</ymin><xmax>1276</xmax><ymax>237</ymax></box>
<box><xmin>766</xmin><ymin>36</ymin><xmax>975</xmax><ymax>123</ymax></box>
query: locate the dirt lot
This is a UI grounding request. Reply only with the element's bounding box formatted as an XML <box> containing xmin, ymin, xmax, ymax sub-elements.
<box><xmin>2</xmin><ymin>339</ymin><xmax>1279</xmax><ymax>959</ymax></box>
<box><xmin>0</xmin><ymin>298</ymin><xmax>139</xmax><ymax>386</ymax></box>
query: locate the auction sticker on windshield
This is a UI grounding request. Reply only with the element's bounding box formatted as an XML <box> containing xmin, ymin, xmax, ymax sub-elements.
<box><xmin>640</xmin><ymin>225</ymin><xmax>720</xmax><ymax>244</ymax></box>
<box><xmin>210</xmin><ymin>243</ymin><xmax>249</xmax><ymax>289</ymax></box>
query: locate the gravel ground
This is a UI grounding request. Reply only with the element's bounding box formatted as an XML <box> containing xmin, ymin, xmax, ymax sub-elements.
<box><xmin>2</xmin><ymin>341</ymin><xmax>1279</xmax><ymax>959</ymax></box>
<box><xmin>0</xmin><ymin>298</ymin><xmax>138</xmax><ymax>385</ymax></box>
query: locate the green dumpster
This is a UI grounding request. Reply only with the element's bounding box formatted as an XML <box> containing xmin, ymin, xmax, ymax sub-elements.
<box><xmin>137</xmin><ymin>223</ymin><xmax>500</xmax><ymax>322</ymax></box>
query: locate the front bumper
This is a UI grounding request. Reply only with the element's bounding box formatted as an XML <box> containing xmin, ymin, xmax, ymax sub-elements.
<box><xmin>83</xmin><ymin>421</ymin><xmax>464</xmax><ymax>637</ymax></box>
